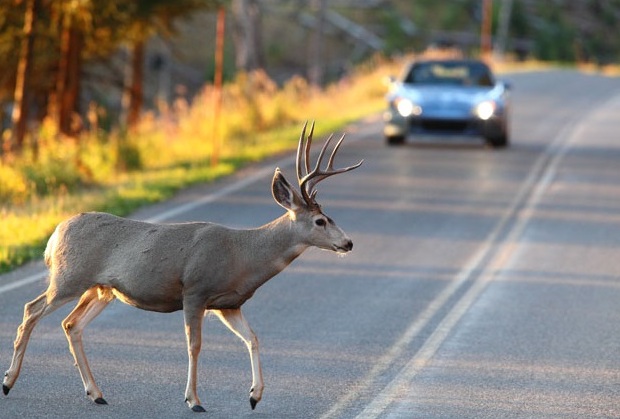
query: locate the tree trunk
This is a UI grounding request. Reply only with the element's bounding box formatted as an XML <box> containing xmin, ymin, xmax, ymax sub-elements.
<box><xmin>231</xmin><ymin>0</ymin><xmax>264</xmax><ymax>72</ymax></box>
<box><xmin>62</xmin><ymin>25</ymin><xmax>83</xmax><ymax>136</ymax></box>
<box><xmin>9</xmin><ymin>0</ymin><xmax>39</xmax><ymax>153</ymax></box>
<box><xmin>49</xmin><ymin>11</ymin><xmax>83</xmax><ymax>138</ymax></box>
<box><xmin>480</xmin><ymin>0</ymin><xmax>493</xmax><ymax>60</ymax></box>
<box><xmin>495</xmin><ymin>0</ymin><xmax>513</xmax><ymax>60</ymax></box>
<box><xmin>308</xmin><ymin>0</ymin><xmax>326</xmax><ymax>87</ymax></box>
<box><xmin>126</xmin><ymin>38</ymin><xmax>145</xmax><ymax>130</ymax></box>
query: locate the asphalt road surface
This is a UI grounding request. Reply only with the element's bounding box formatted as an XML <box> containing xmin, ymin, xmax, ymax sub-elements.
<box><xmin>1</xmin><ymin>70</ymin><xmax>619</xmax><ymax>419</ymax></box>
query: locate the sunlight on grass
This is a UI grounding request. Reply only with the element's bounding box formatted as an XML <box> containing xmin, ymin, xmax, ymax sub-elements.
<box><xmin>2</xmin><ymin>56</ymin><xmax>615</xmax><ymax>273</ymax></box>
<box><xmin>0</xmin><ymin>55</ymin><xmax>398</xmax><ymax>272</ymax></box>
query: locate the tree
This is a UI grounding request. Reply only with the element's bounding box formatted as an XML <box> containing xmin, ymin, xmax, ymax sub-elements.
<box><xmin>47</xmin><ymin>0</ymin><xmax>90</xmax><ymax>138</ymax></box>
<box><xmin>4</xmin><ymin>0</ymin><xmax>225</xmax><ymax>142</ymax></box>
<box><xmin>307</xmin><ymin>0</ymin><xmax>326</xmax><ymax>87</ymax></box>
<box><xmin>122</xmin><ymin>0</ymin><xmax>224</xmax><ymax>130</ymax></box>
<box><xmin>231</xmin><ymin>0</ymin><xmax>263</xmax><ymax>72</ymax></box>
<box><xmin>9</xmin><ymin>0</ymin><xmax>39</xmax><ymax>152</ymax></box>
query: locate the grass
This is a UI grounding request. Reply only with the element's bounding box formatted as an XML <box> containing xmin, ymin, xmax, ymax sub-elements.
<box><xmin>2</xmin><ymin>55</ymin><xmax>618</xmax><ymax>274</ymax></box>
<box><xmin>0</xmin><ymin>55</ymin><xmax>400</xmax><ymax>273</ymax></box>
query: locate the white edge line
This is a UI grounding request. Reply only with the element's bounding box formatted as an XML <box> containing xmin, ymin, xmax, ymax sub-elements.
<box><xmin>145</xmin><ymin>164</ymin><xmax>278</xmax><ymax>223</ymax></box>
<box><xmin>321</xmin><ymin>116</ymin><xmax>575</xmax><ymax>419</ymax></box>
<box><xmin>352</xmin><ymin>95</ymin><xmax>614</xmax><ymax>419</ymax></box>
<box><xmin>0</xmin><ymin>272</ymin><xmax>46</xmax><ymax>295</ymax></box>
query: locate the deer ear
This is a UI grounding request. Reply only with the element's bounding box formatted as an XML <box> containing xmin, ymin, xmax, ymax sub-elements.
<box><xmin>272</xmin><ymin>168</ymin><xmax>304</xmax><ymax>211</ymax></box>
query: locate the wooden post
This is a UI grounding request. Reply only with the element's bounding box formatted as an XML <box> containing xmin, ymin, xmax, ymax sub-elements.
<box><xmin>480</xmin><ymin>0</ymin><xmax>493</xmax><ymax>61</ymax></box>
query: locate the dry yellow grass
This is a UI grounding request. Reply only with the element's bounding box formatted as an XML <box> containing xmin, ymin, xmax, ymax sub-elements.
<box><xmin>0</xmin><ymin>55</ymin><xmax>397</xmax><ymax>272</ymax></box>
<box><xmin>1</xmin><ymin>56</ymin><xmax>616</xmax><ymax>272</ymax></box>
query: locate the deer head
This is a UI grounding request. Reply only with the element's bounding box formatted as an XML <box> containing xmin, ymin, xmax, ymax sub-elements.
<box><xmin>271</xmin><ymin>121</ymin><xmax>363</xmax><ymax>253</ymax></box>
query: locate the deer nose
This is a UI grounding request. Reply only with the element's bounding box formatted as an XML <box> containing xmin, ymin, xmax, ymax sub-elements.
<box><xmin>344</xmin><ymin>239</ymin><xmax>353</xmax><ymax>251</ymax></box>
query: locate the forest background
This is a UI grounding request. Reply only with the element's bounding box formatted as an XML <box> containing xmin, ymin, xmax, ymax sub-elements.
<box><xmin>1</xmin><ymin>0</ymin><xmax>619</xmax><ymax>272</ymax></box>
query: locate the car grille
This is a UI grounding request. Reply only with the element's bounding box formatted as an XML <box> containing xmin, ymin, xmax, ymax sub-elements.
<box><xmin>410</xmin><ymin>117</ymin><xmax>475</xmax><ymax>135</ymax></box>
<box><xmin>420</xmin><ymin>119</ymin><xmax>469</xmax><ymax>132</ymax></box>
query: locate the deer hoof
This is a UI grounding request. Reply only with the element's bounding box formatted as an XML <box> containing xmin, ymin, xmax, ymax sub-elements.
<box><xmin>250</xmin><ymin>396</ymin><xmax>258</xmax><ymax>410</ymax></box>
<box><xmin>2</xmin><ymin>384</ymin><xmax>10</xmax><ymax>396</ymax></box>
<box><xmin>191</xmin><ymin>404</ymin><xmax>206</xmax><ymax>413</ymax></box>
<box><xmin>94</xmin><ymin>397</ymin><xmax>108</xmax><ymax>405</ymax></box>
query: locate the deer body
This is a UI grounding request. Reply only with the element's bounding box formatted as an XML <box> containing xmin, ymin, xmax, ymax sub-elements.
<box><xmin>47</xmin><ymin>212</ymin><xmax>309</xmax><ymax>312</ymax></box>
<box><xmin>2</xmin><ymin>123</ymin><xmax>361</xmax><ymax>413</ymax></box>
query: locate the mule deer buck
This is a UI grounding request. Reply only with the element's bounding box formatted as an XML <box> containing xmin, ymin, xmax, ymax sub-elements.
<box><xmin>2</xmin><ymin>122</ymin><xmax>362</xmax><ymax>412</ymax></box>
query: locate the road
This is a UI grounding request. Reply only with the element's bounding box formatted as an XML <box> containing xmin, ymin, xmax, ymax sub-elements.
<box><xmin>1</xmin><ymin>70</ymin><xmax>619</xmax><ymax>419</ymax></box>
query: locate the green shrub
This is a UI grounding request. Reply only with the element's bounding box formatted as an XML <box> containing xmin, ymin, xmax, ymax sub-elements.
<box><xmin>21</xmin><ymin>156</ymin><xmax>83</xmax><ymax>195</ymax></box>
<box><xmin>116</xmin><ymin>136</ymin><xmax>142</xmax><ymax>172</ymax></box>
<box><xmin>0</xmin><ymin>164</ymin><xmax>31</xmax><ymax>204</ymax></box>
<box><xmin>0</xmin><ymin>55</ymin><xmax>404</xmax><ymax>273</ymax></box>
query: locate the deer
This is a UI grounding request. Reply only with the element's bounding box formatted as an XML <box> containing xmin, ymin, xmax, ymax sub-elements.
<box><xmin>2</xmin><ymin>122</ymin><xmax>362</xmax><ymax>413</ymax></box>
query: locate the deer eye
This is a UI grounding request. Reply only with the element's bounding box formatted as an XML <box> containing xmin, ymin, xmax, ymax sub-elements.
<box><xmin>314</xmin><ymin>218</ymin><xmax>326</xmax><ymax>227</ymax></box>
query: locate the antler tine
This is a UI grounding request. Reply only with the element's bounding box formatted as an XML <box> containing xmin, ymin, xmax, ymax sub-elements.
<box><xmin>335</xmin><ymin>134</ymin><xmax>364</xmax><ymax>172</ymax></box>
<box><xmin>313</xmin><ymin>133</ymin><xmax>335</xmax><ymax>174</ymax></box>
<box><xmin>326</xmin><ymin>133</ymin><xmax>348</xmax><ymax>170</ymax></box>
<box><xmin>306</xmin><ymin>140</ymin><xmax>363</xmax><ymax>193</ymax></box>
<box><xmin>295</xmin><ymin>121</ymin><xmax>317</xmax><ymax>185</ymax></box>
<box><xmin>299</xmin><ymin>130</ymin><xmax>363</xmax><ymax>205</ymax></box>
<box><xmin>296</xmin><ymin>121</ymin><xmax>308</xmax><ymax>185</ymax></box>
<box><xmin>298</xmin><ymin>133</ymin><xmax>332</xmax><ymax>203</ymax></box>
<box><xmin>305</xmin><ymin>121</ymin><xmax>315</xmax><ymax>176</ymax></box>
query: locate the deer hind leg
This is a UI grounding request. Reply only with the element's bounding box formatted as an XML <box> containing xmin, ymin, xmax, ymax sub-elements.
<box><xmin>3</xmin><ymin>290</ymin><xmax>73</xmax><ymax>395</ymax></box>
<box><xmin>183</xmin><ymin>307</ymin><xmax>206</xmax><ymax>412</ymax></box>
<box><xmin>213</xmin><ymin>308</ymin><xmax>264</xmax><ymax>410</ymax></box>
<box><xmin>62</xmin><ymin>287</ymin><xmax>113</xmax><ymax>405</ymax></box>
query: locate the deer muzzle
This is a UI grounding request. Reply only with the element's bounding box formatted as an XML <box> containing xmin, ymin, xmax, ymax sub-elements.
<box><xmin>335</xmin><ymin>239</ymin><xmax>353</xmax><ymax>253</ymax></box>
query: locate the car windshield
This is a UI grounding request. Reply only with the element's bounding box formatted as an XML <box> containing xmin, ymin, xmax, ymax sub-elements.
<box><xmin>404</xmin><ymin>61</ymin><xmax>495</xmax><ymax>87</ymax></box>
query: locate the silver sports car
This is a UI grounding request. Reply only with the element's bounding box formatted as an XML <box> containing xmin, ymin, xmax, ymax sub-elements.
<box><xmin>383</xmin><ymin>59</ymin><xmax>511</xmax><ymax>147</ymax></box>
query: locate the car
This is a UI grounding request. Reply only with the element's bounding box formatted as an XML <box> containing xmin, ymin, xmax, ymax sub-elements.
<box><xmin>383</xmin><ymin>58</ymin><xmax>511</xmax><ymax>147</ymax></box>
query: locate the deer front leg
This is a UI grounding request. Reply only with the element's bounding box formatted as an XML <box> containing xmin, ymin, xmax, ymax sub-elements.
<box><xmin>213</xmin><ymin>308</ymin><xmax>264</xmax><ymax>410</ymax></box>
<box><xmin>62</xmin><ymin>287</ymin><xmax>112</xmax><ymax>405</ymax></box>
<box><xmin>183</xmin><ymin>307</ymin><xmax>206</xmax><ymax>412</ymax></box>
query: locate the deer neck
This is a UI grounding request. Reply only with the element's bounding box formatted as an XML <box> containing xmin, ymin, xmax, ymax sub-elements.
<box><xmin>236</xmin><ymin>214</ymin><xmax>308</xmax><ymax>293</ymax></box>
<box><xmin>253</xmin><ymin>213</ymin><xmax>308</xmax><ymax>269</ymax></box>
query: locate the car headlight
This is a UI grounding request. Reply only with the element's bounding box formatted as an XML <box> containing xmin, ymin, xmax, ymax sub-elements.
<box><xmin>475</xmin><ymin>100</ymin><xmax>496</xmax><ymax>120</ymax></box>
<box><xmin>393</xmin><ymin>98</ymin><xmax>422</xmax><ymax>117</ymax></box>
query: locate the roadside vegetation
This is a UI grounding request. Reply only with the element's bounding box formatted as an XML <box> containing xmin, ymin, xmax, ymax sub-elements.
<box><xmin>3</xmin><ymin>0</ymin><xmax>620</xmax><ymax>275</ymax></box>
<box><xmin>2</xmin><ymin>53</ymin><xmax>619</xmax><ymax>273</ymax></box>
<box><xmin>0</xmin><ymin>55</ymin><xmax>401</xmax><ymax>273</ymax></box>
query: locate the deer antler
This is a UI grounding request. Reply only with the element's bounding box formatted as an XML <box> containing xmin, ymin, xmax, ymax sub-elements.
<box><xmin>296</xmin><ymin>121</ymin><xmax>363</xmax><ymax>206</ymax></box>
